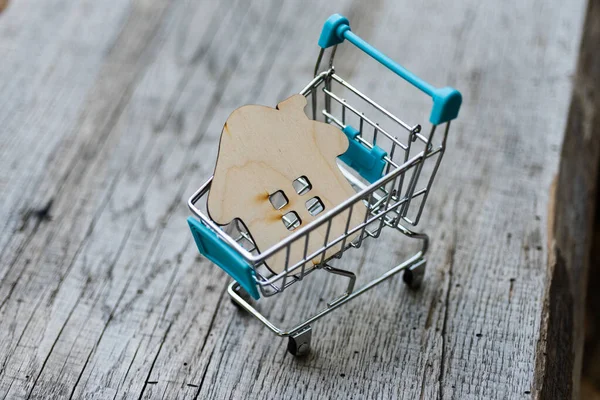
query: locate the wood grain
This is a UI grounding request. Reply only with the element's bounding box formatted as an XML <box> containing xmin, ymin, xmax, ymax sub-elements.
<box><xmin>536</xmin><ymin>1</ymin><xmax>600</xmax><ymax>398</ymax></box>
<box><xmin>208</xmin><ymin>94</ymin><xmax>366</xmax><ymax>273</ymax></box>
<box><xmin>0</xmin><ymin>0</ymin><xmax>590</xmax><ymax>398</ymax></box>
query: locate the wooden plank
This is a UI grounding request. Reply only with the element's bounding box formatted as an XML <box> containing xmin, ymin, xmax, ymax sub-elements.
<box><xmin>537</xmin><ymin>1</ymin><xmax>600</xmax><ymax>398</ymax></box>
<box><xmin>0</xmin><ymin>0</ymin><xmax>179</xmax><ymax>398</ymax></box>
<box><xmin>0</xmin><ymin>0</ymin><xmax>130</xmax><ymax>265</ymax></box>
<box><xmin>0</xmin><ymin>0</ymin><xmax>590</xmax><ymax>399</ymax></box>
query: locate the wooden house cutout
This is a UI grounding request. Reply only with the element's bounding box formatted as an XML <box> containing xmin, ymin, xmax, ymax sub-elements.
<box><xmin>207</xmin><ymin>94</ymin><xmax>367</xmax><ymax>274</ymax></box>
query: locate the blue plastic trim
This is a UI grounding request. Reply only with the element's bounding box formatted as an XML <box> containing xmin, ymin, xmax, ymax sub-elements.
<box><xmin>318</xmin><ymin>14</ymin><xmax>350</xmax><ymax>48</ymax></box>
<box><xmin>318</xmin><ymin>14</ymin><xmax>462</xmax><ymax>125</ymax></box>
<box><xmin>430</xmin><ymin>87</ymin><xmax>462</xmax><ymax>125</ymax></box>
<box><xmin>187</xmin><ymin>217</ymin><xmax>259</xmax><ymax>300</ymax></box>
<box><xmin>339</xmin><ymin>125</ymin><xmax>387</xmax><ymax>183</ymax></box>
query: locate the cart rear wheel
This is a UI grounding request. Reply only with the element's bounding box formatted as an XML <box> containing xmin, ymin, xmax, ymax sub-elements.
<box><xmin>403</xmin><ymin>261</ymin><xmax>426</xmax><ymax>290</ymax></box>
<box><xmin>287</xmin><ymin>326</ymin><xmax>312</xmax><ymax>356</ymax></box>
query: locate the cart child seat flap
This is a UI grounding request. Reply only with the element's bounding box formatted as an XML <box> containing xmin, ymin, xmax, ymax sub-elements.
<box><xmin>187</xmin><ymin>217</ymin><xmax>259</xmax><ymax>299</ymax></box>
<box><xmin>206</xmin><ymin>94</ymin><xmax>367</xmax><ymax>274</ymax></box>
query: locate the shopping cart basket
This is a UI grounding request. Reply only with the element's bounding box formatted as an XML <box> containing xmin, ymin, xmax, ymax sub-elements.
<box><xmin>187</xmin><ymin>14</ymin><xmax>462</xmax><ymax>356</ymax></box>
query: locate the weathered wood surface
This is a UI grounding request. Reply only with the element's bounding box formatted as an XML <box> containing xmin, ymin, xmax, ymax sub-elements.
<box><xmin>542</xmin><ymin>1</ymin><xmax>600</xmax><ymax>399</ymax></box>
<box><xmin>0</xmin><ymin>0</ymin><xmax>589</xmax><ymax>398</ymax></box>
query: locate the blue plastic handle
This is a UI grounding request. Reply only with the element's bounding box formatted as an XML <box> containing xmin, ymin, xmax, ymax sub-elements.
<box><xmin>318</xmin><ymin>14</ymin><xmax>462</xmax><ymax>125</ymax></box>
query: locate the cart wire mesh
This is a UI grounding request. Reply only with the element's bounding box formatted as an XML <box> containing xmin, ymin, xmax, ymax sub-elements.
<box><xmin>188</xmin><ymin>61</ymin><xmax>449</xmax><ymax>298</ymax></box>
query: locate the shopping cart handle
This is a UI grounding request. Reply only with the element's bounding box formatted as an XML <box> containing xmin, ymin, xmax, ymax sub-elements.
<box><xmin>318</xmin><ymin>14</ymin><xmax>462</xmax><ymax>125</ymax></box>
<box><xmin>187</xmin><ymin>217</ymin><xmax>260</xmax><ymax>300</ymax></box>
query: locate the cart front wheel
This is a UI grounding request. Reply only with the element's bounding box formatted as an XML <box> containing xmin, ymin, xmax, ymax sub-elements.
<box><xmin>287</xmin><ymin>326</ymin><xmax>312</xmax><ymax>356</ymax></box>
<box><xmin>229</xmin><ymin>283</ymin><xmax>253</xmax><ymax>309</ymax></box>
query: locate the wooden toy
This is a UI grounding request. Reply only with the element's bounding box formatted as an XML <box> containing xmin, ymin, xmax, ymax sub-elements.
<box><xmin>207</xmin><ymin>94</ymin><xmax>367</xmax><ymax>274</ymax></box>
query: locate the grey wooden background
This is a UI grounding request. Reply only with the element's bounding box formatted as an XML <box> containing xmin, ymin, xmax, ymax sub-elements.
<box><xmin>0</xmin><ymin>0</ymin><xmax>589</xmax><ymax>398</ymax></box>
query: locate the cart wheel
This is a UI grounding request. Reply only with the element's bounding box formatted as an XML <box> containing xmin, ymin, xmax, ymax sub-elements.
<box><xmin>229</xmin><ymin>284</ymin><xmax>252</xmax><ymax>309</ymax></box>
<box><xmin>403</xmin><ymin>261</ymin><xmax>426</xmax><ymax>290</ymax></box>
<box><xmin>230</xmin><ymin>297</ymin><xmax>243</xmax><ymax>309</ymax></box>
<box><xmin>287</xmin><ymin>326</ymin><xmax>312</xmax><ymax>356</ymax></box>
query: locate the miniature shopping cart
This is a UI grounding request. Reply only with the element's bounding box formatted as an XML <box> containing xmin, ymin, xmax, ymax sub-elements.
<box><xmin>187</xmin><ymin>14</ymin><xmax>461</xmax><ymax>356</ymax></box>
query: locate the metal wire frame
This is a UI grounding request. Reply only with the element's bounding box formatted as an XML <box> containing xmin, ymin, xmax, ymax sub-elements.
<box><xmin>228</xmin><ymin>253</ymin><xmax>428</xmax><ymax>338</ymax></box>
<box><xmin>185</xmin><ymin>42</ymin><xmax>457</xmax><ymax>347</ymax></box>
<box><xmin>188</xmin><ymin>66</ymin><xmax>449</xmax><ymax>297</ymax></box>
